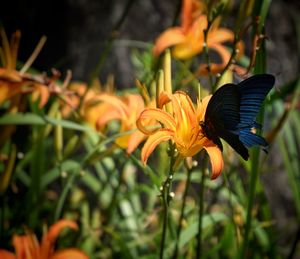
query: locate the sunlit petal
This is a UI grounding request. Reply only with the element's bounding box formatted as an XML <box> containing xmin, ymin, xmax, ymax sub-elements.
<box><xmin>141</xmin><ymin>129</ymin><xmax>173</xmax><ymax>164</ymax></box>
<box><xmin>126</xmin><ymin>94</ymin><xmax>145</xmax><ymax>114</ymax></box>
<box><xmin>204</xmin><ymin>141</ymin><xmax>224</xmax><ymax>179</ymax></box>
<box><xmin>157</xmin><ymin>91</ymin><xmax>171</xmax><ymax>109</ymax></box>
<box><xmin>127</xmin><ymin>130</ymin><xmax>146</xmax><ymax>154</ymax></box>
<box><xmin>176</xmin><ymin>138</ymin><xmax>204</xmax><ymax>157</ymax></box>
<box><xmin>207</xmin><ymin>28</ymin><xmax>234</xmax><ymax>45</ymax></box>
<box><xmin>96</xmin><ymin>107</ymin><xmax>123</xmax><ymax>128</ymax></box>
<box><xmin>172</xmin><ymin>39</ymin><xmax>201</xmax><ymax>60</ymax></box>
<box><xmin>136</xmin><ymin>108</ymin><xmax>176</xmax><ymax>134</ymax></box>
<box><xmin>93</xmin><ymin>94</ymin><xmax>129</xmax><ymax>120</ymax></box>
<box><xmin>197</xmin><ymin>95</ymin><xmax>212</xmax><ymax>122</ymax></box>
<box><xmin>172</xmin><ymin>91</ymin><xmax>196</xmax><ymax>124</ymax></box>
<box><xmin>181</xmin><ymin>0</ymin><xmax>193</xmax><ymax>32</ymax></box>
<box><xmin>153</xmin><ymin>28</ymin><xmax>186</xmax><ymax>57</ymax></box>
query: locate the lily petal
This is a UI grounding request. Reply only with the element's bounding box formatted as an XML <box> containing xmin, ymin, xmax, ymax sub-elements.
<box><xmin>92</xmin><ymin>94</ymin><xmax>129</xmax><ymax>119</ymax></box>
<box><xmin>50</xmin><ymin>249</ymin><xmax>88</xmax><ymax>259</ymax></box>
<box><xmin>198</xmin><ymin>43</ymin><xmax>232</xmax><ymax>75</ymax></box>
<box><xmin>0</xmin><ymin>68</ymin><xmax>22</xmax><ymax>82</ymax></box>
<box><xmin>31</xmin><ymin>84</ymin><xmax>50</xmax><ymax>108</ymax></box>
<box><xmin>141</xmin><ymin>129</ymin><xmax>173</xmax><ymax>164</ymax></box>
<box><xmin>0</xmin><ymin>250</ymin><xmax>16</xmax><ymax>259</ymax></box>
<box><xmin>181</xmin><ymin>0</ymin><xmax>193</xmax><ymax>32</ymax></box>
<box><xmin>13</xmin><ymin>234</ymin><xmax>40</xmax><ymax>259</ymax></box>
<box><xmin>157</xmin><ymin>91</ymin><xmax>171</xmax><ymax>109</ymax></box>
<box><xmin>171</xmin><ymin>91</ymin><xmax>197</xmax><ymax>125</ymax></box>
<box><xmin>96</xmin><ymin>106</ymin><xmax>123</xmax><ymax>128</ymax></box>
<box><xmin>46</xmin><ymin>220</ymin><xmax>78</xmax><ymax>246</ymax></box>
<box><xmin>203</xmin><ymin>141</ymin><xmax>224</xmax><ymax>179</ymax></box>
<box><xmin>153</xmin><ymin>28</ymin><xmax>186</xmax><ymax>57</ymax></box>
<box><xmin>126</xmin><ymin>130</ymin><xmax>146</xmax><ymax>154</ymax></box>
<box><xmin>197</xmin><ymin>95</ymin><xmax>212</xmax><ymax>122</ymax></box>
<box><xmin>136</xmin><ymin>108</ymin><xmax>176</xmax><ymax>134</ymax></box>
<box><xmin>207</xmin><ymin>28</ymin><xmax>234</xmax><ymax>46</ymax></box>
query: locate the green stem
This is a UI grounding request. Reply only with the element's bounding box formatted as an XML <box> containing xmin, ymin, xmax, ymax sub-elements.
<box><xmin>159</xmin><ymin>145</ymin><xmax>176</xmax><ymax>259</ymax></box>
<box><xmin>54</xmin><ymin>171</ymin><xmax>77</xmax><ymax>220</ymax></box>
<box><xmin>238</xmin><ymin>0</ymin><xmax>272</xmax><ymax>251</ymax></box>
<box><xmin>105</xmin><ymin>161</ymin><xmax>125</xmax><ymax>223</ymax></box>
<box><xmin>196</xmin><ymin>160</ymin><xmax>206</xmax><ymax>259</ymax></box>
<box><xmin>160</xmin><ymin>194</ymin><xmax>169</xmax><ymax>259</ymax></box>
<box><xmin>28</xmin><ymin>126</ymin><xmax>45</xmax><ymax>228</ymax></box>
<box><xmin>173</xmin><ymin>166</ymin><xmax>193</xmax><ymax>259</ymax></box>
<box><xmin>223</xmin><ymin>171</ymin><xmax>240</xmax><ymax>252</ymax></box>
<box><xmin>203</xmin><ymin>25</ymin><xmax>214</xmax><ymax>91</ymax></box>
<box><xmin>214</xmin><ymin>34</ymin><xmax>239</xmax><ymax>87</ymax></box>
<box><xmin>240</xmin><ymin>148</ymin><xmax>260</xmax><ymax>258</ymax></box>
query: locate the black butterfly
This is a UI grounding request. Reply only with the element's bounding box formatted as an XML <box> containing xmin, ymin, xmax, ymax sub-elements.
<box><xmin>201</xmin><ymin>74</ymin><xmax>275</xmax><ymax>160</ymax></box>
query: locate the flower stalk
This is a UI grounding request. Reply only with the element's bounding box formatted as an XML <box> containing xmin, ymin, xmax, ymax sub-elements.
<box><xmin>196</xmin><ymin>156</ymin><xmax>206</xmax><ymax>259</ymax></box>
<box><xmin>173</xmin><ymin>161</ymin><xmax>193</xmax><ymax>259</ymax></box>
<box><xmin>159</xmin><ymin>143</ymin><xmax>176</xmax><ymax>259</ymax></box>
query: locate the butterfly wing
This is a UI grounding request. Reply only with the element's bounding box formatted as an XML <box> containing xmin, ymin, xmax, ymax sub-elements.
<box><xmin>237</xmin><ymin>74</ymin><xmax>274</xmax><ymax>150</ymax></box>
<box><xmin>238</xmin><ymin>74</ymin><xmax>275</xmax><ymax>129</ymax></box>
<box><xmin>204</xmin><ymin>83</ymin><xmax>249</xmax><ymax>159</ymax></box>
<box><xmin>203</xmin><ymin>74</ymin><xmax>275</xmax><ymax>160</ymax></box>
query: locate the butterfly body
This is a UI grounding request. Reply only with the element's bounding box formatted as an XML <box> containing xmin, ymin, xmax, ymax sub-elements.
<box><xmin>202</xmin><ymin>74</ymin><xmax>275</xmax><ymax>160</ymax></box>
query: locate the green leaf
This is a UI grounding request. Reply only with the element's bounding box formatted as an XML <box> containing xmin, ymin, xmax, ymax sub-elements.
<box><xmin>178</xmin><ymin>213</ymin><xmax>228</xmax><ymax>248</ymax></box>
<box><xmin>0</xmin><ymin>113</ymin><xmax>92</xmax><ymax>132</ymax></box>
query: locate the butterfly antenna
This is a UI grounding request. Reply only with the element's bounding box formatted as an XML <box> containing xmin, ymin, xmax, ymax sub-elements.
<box><xmin>262</xmin><ymin>146</ymin><xmax>269</xmax><ymax>154</ymax></box>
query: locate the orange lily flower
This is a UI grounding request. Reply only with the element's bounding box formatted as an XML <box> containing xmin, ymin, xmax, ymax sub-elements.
<box><xmin>60</xmin><ymin>82</ymin><xmax>96</xmax><ymax>118</ymax></box>
<box><xmin>0</xmin><ymin>28</ymin><xmax>49</xmax><ymax>108</ymax></box>
<box><xmin>136</xmin><ymin>91</ymin><xmax>224</xmax><ymax>179</ymax></box>
<box><xmin>153</xmin><ymin>0</ymin><xmax>243</xmax><ymax>74</ymax></box>
<box><xmin>85</xmin><ymin>93</ymin><xmax>154</xmax><ymax>154</ymax></box>
<box><xmin>61</xmin><ymin>76</ymin><xmax>115</xmax><ymax>118</ymax></box>
<box><xmin>0</xmin><ymin>220</ymin><xmax>88</xmax><ymax>259</ymax></box>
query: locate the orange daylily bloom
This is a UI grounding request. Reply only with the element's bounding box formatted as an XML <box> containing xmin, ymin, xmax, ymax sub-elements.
<box><xmin>61</xmin><ymin>77</ymin><xmax>115</xmax><ymax>119</ymax></box>
<box><xmin>60</xmin><ymin>82</ymin><xmax>96</xmax><ymax>118</ymax></box>
<box><xmin>85</xmin><ymin>93</ymin><xmax>154</xmax><ymax>154</ymax></box>
<box><xmin>0</xmin><ymin>220</ymin><xmax>88</xmax><ymax>259</ymax></box>
<box><xmin>0</xmin><ymin>28</ymin><xmax>50</xmax><ymax>108</ymax></box>
<box><xmin>153</xmin><ymin>0</ymin><xmax>243</xmax><ymax>75</ymax></box>
<box><xmin>136</xmin><ymin>91</ymin><xmax>224</xmax><ymax>179</ymax></box>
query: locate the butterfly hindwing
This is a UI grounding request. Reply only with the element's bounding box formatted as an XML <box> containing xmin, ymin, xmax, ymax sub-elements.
<box><xmin>203</xmin><ymin>74</ymin><xmax>275</xmax><ymax>160</ymax></box>
<box><xmin>238</xmin><ymin>74</ymin><xmax>275</xmax><ymax>129</ymax></box>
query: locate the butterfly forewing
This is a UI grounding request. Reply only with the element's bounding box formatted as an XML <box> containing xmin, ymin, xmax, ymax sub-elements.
<box><xmin>205</xmin><ymin>84</ymin><xmax>240</xmax><ymax>131</ymax></box>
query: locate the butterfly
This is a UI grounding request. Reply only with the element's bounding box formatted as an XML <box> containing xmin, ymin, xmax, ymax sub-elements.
<box><xmin>201</xmin><ymin>74</ymin><xmax>275</xmax><ymax>160</ymax></box>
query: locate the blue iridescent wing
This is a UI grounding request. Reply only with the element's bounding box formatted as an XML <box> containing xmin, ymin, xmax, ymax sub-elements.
<box><xmin>203</xmin><ymin>74</ymin><xmax>275</xmax><ymax>160</ymax></box>
<box><xmin>238</xmin><ymin>74</ymin><xmax>275</xmax><ymax>129</ymax></box>
<box><xmin>237</xmin><ymin>74</ymin><xmax>274</xmax><ymax>149</ymax></box>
